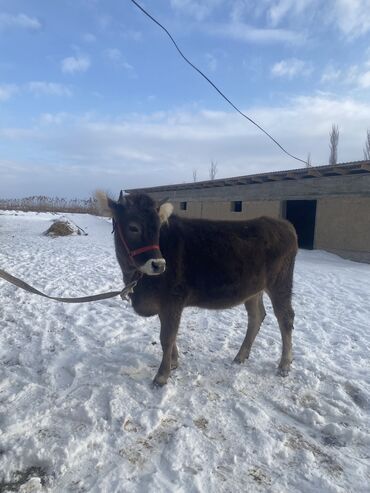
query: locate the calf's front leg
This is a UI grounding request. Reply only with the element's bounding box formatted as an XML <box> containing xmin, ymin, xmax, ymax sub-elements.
<box><xmin>171</xmin><ymin>343</ymin><xmax>179</xmax><ymax>370</ymax></box>
<box><xmin>153</xmin><ymin>303</ymin><xmax>182</xmax><ymax>386</ymax></box>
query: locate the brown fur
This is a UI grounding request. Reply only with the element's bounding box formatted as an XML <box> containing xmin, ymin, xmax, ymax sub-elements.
<box><xmin>105</xmin><ymin>193</ymin><xmax>298</xmax><ymax>386</ymax></box>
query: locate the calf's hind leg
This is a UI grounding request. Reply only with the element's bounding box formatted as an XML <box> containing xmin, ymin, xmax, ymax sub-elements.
<box><xmin>268</xmin><ymin>287</ymin><xmax>294</xmax><ymax>377</ymax></box>
<box><xmin>234</xmin><ymin>292</ymin><xmax>266</xmax><ymax>364</ymax></box>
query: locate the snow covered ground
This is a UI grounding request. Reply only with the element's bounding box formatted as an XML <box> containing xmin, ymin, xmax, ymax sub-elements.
<box><xmin>0</xmin><ymin>210</ymin><xmax>369</xmax><ymax>493</ymax></box>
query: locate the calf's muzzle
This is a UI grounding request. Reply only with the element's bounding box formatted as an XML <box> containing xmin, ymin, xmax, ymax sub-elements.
<box><xmin>139</xmin><ymin>258</ymin><xmax>166</xmax><ymax>276</ymax></box>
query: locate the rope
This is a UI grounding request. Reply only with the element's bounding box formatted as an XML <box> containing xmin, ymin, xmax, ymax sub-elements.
<box><xmin>0</xmin><ymin>268</ymin><xmax>137</xmax><ymax>303</ymax></box>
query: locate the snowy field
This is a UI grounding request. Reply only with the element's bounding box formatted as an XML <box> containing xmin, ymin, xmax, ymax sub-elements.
<box><xmin>0</xmin><ymin>210</ymin><xmax>370</xmax><ymax>493</ymax></box>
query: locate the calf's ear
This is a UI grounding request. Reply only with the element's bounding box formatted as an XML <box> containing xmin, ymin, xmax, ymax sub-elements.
<box><xmin>95</xmin><ymin>190</ymin><xmax>117</xmax><ymax>217</ymax></box>
<box><xmin>159</xmin><ymin>202</ymin><xmax>174</xmax><ymax>224</ymax></box>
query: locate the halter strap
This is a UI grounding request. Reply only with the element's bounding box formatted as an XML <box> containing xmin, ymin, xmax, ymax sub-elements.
<box><xmin>113</xmin><ymin>219</ymin><xmax>160</xmax><ymax>259</ymax></box>
<box><xmin>130</xmin><ymin>244</ymin><xmax>160</xmax><ymax>257</ymax></box>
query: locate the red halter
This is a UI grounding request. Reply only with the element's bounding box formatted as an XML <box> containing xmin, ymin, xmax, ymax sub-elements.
<box><xmin>113</xmin><ymin>219</ymin><xmax>160</xmax><ymax>259</ymax></box>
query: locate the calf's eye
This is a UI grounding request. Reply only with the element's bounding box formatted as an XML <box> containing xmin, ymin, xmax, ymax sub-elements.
<box><xmin>128</xmin><ymin>224</ymin><xmax>140</xmax><ymax>234</ymax></box>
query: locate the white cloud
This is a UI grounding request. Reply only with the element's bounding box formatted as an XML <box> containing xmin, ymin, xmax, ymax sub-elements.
<box><xmin>0</xmin><ymin>82</ymin><xmax>72</xmax><ymax>102</ymax></box>
<box><xmin>0</xmin><ymin>13</ymin><xmax>41</xmax><ymax>30</ymax></box>
<box><xmin>82</xmin><ymin>33</ymin><xmax>96</xmax><ymax>43</ymax></box>
<box><xmin>170</xmin><ymin>0</ymin><xmax>370</xmax><ymax>41</ymax></box>
<box><xmin>207</xmin><ymin>21</ymin><xmax>303</xmax><ymax>44</ymax></box>
<box><xmin>320</xmin><ymin>60</ymin><xmax>370</xmax><ymax>89</ymax></box>
<box><xmin>27</xmin><ymin>82</ymin><xmax>72</xmax><ymax>97</ymax></box>
<box><xmin>343</xmin><ymin>64</ymin><xmax>361</xmax><ymax>85</ymax></box>
<box><xmin>268</xmin><ymin>0</ymin><xmax>316</xmax><ymax>26</ymax></box>
<box><xmin>104</xmin><ymin>48</ymin><xmax>122</xmax><ymax>62</ymax></box>
<box><xmin>2</xmin><ymin>94</ymin><xmax>370</xmax><ymax>198</ymax></box>
<box><xmin>122</xmin><ymin>29</ymin><xmax>142</xmax><ymax>41</ymax></box>
<box><xmin>231</xmin><ymin>0</ymin><xmax>370</xmax><ymax>39</ymax></box>
<box><xmin>39</xmin><ymin>113</ymin><xmax>69</xmax><ymax>125</ymax></box>
<box><xmin>333</xmin><ymin>0</ymin><xmax>370</xmax><ymax>37</ymax></box>
<box><xmin>358</xmin><ymin>71</ymin><xmax>370</xmax><ymax>88</ymax></box>
<box><xmin>271</xmin><ymin>58</ymin><xmax>313</xmax><ymax>78</ymax></box>
<box><xmin>61</xmin><ymin>56</ymin><xmax>91</xmax><ymax>74</ymax></box>
<box><xmin>170</xmin><ymin>0</ymin><xmax>223</xmax><ymax>21</ymax></box>
<box><xmin>0</xmin><ymin>84</ymin><xmax>18</xmax><ymax>101</ymax></box>
<box><xmin>205</xmin><ymin>53</ymin><xmax>218</xmax><ymax>72</ymax></box>
<box><xmin>268</xmin><ymin>0</ymin><xmax>294</xmax><ymax>25</ymax></box>
<box><xmin>0</xmin><ymin>127</ymin><xmax>40</xmax><ymax>139</ymax></box>
<box><xmin>321</xmin><ymin>65</ymin><xmax>342</xmax><ymax>83</ymax></box>
<box><xmin>223</xmin><ymin>0</ymin><xmax>314</xmax><ymax>27</ymax></box>
<box><xmin>104</xmin><ymin>48</ymin><xmax>134</xmax><ymax>71</ymax></box>
<box><xmin>261</xmin><ymin>0</ymin><xmax>370</xmax><ymax>38</ymax></box>
<box><xmin>98</xmin><ymin>14</ymin><xmax>112</xmax><ymax>30</ymax></box>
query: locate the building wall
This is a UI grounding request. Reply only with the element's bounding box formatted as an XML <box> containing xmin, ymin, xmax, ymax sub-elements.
<box><xmin>171</xmin><ymin>195</ymin><xmax>370</xmax><ymax>262</ymax></box>
<box><xmin>173</xmin><ymin>201</ymin><xmax>202</xmax><ymax>218</ymax></box>
<box><xmin>315</xmin><ymin>196</ymin><xmax>370</xmax><ymax>261</ymax></box>
<box><xmin>173</xmin><ymin>200</ymin><xmax>281</xmax><ymax>220</ymax></box>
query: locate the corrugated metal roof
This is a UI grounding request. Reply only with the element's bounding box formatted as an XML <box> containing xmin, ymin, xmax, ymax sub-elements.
<box><xmin>125</xmin><ymin>160</ymin><xmax>370</xmax><ymax>194</ymax></box>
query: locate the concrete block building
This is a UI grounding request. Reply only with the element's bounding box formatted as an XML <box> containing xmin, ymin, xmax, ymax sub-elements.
<box><xmin>125</xmin><ymin>160</ymin><xmax>370</xmax><ymax>263</ymax></box>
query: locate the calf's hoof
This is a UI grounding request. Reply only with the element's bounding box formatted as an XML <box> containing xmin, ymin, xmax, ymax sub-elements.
<box><xmin>233</xmin><ymin>353</ymin><xmax>247</xmax><ymax>364</ymax></box>
<box><xmin>277</xmin><ymin>366</ymin><xmax>290</xmax><ymax>377</ymax></box>
<box><xmin>153</xmin><ymin>373</ymin><xmax>168</xmax><ymax>387</ymax></box>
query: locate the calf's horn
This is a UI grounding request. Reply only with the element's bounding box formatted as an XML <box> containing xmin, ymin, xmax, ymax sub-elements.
<box><xmin>118</xmin><ymin>190</ymin><xmax>127</xmax><ymax>205</ymax></box>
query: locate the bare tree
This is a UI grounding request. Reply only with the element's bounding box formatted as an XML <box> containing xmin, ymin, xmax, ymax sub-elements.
<box><xmin>192</xmin><ymin>168</ymin><xmax>197</xmax><ymax>182</ymax></box>
<box><xmin>363</xmin><ymin>129</ymin><xmax>370</xmax><ymax>160</ymax></box>
<box><xmin>209</xmin><ymin>160</ymin><xmax>218</xmax><ymax>180</ymax></box>
<box><xmin>329</xmin><ymin>124</ymin><xmax>339</xmax><ymax>165</ymax></box>
<box><xmin>306</xmin><ymin>152</ymin><xmax>312</xmax><ymax>167</ymax></box>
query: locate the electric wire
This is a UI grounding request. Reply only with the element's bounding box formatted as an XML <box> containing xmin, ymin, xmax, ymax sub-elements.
<box><xmin>129</xmin><ymin>0</ymin><xmax>308</xmax><ymax>166</ymax></box>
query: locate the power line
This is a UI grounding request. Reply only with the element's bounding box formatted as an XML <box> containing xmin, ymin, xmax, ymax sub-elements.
<box><xmin>129</xmin><ymin>0</ymin><xmax>308</xmax><ymax>166</ymax></box>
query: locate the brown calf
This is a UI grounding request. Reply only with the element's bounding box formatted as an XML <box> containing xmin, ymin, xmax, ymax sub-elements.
<box><xmin>97</xmin><ymin>192</ymin><xmax>298</xmax><ymax>386</ymax></box>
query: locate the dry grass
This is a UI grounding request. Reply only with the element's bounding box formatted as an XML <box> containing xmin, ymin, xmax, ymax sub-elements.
<box><xmin>43</xmin><ymin>220</ymin><xmax>87</xmax><ymax>237</ymax></box>
<box><xmin>43</xmin><ymin>221</ymin><xmax>75</xmax><ymax>237</ymax></box>
<box><xmin>0</xmin><ymin>196</ymin><xmax>98</xmax><ymax>214</ymax></box>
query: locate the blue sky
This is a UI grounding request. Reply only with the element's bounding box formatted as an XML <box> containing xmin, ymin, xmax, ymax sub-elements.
<box><xmin>1</xmin><ymin>0</ymin><xmax>370</xmax><ymax>198</ymax></box>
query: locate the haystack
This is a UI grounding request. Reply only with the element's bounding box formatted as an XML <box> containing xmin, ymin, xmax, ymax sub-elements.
<box><xmin>43</xmin><ymin>219</ymin><xmax>87</xmax><ymax>237</ymax></box>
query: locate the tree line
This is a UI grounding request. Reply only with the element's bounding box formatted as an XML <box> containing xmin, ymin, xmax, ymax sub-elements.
<box><xmin>0</xmin><ymin>196</ymin><xmax>98</xmax><ymax>214</ymax></box>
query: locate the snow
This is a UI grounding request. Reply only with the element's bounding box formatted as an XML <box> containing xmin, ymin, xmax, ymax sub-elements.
<box><xmin>1</xmin><ymin>210</ymin><xmax>370</xmax><ymax>492</ymax></box>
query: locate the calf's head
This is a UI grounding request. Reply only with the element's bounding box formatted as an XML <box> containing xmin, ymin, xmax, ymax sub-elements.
<box><xmin>97</xmin><ymin>191</ymin><xmax>173</xmax><ymax>276</ymax></box>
